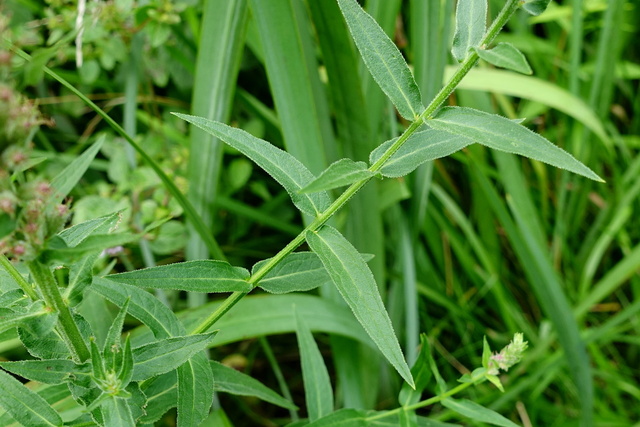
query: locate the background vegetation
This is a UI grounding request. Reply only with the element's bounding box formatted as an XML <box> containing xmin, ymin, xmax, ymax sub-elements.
<box><xmin>1</xmin><ymin>0</ymin><xmax>638</xmax><ymax>425</ymax></box>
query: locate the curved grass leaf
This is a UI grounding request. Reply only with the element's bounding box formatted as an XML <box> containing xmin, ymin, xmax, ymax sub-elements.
<box><xmin>253</xmin><ymin>252</ymin><xmax>330</xmax><ymax>294</ymax></box>
<box><xmin>50</xmin><ymin>136</ymin><xmax>105</xmax><ymax>203</ymax></box>
<box><xmin>172</xmin><ymin>113</ymin><xmax>331</xmax><ymax>217</ymax></box>
<box><xmin>429</xmin><ymin>107</ymin><xmax>603</xmax><ymax>181</ymax></box>
<box><xmin>295</xmin><ymin>308</ymin><xmax>333</xmax><ymax>421</ymax></box>
<box><xmin>305</xmin><ymin>226</ymin><xmax>414</xmax><ymax>388</ymax></box>
<box><xmin>105</xmin><ymin>260</ymin><xmax>251</xmax><ymax>293</ymax></box>
<box><xmin>300</xmin><ymin>158</ymin><xmax>376</xmax><ymax>194</ymax></box>
<box><xmin>441</xmin><ymin>398</ymin><xmax>519</xmax><ymax>427</ymax></box>
<box><xmin>522</xmin><ymin>0</ymin><xmax>552</xmax><ymax>16</ymax></box>
<box><xmin>475</xmin><ymin>43</ymin><xmax>532</xmax><ymax>75</ymax></box>
<box><xmin>210</xmin><ymin>361</ymin><xmax>296</xmax><ymax>410</ymax></box>
<box><xmin>452</xmin><ymin>0</ymin><xmax>487</xmax><ymax>62</ymax></box>
<box><xmin>0</xmin><ymin>368</ymin><xmax>63</xmax><ymax>426</ymax></box>
<box><xmin>337</xmin><ymin>0</ymin><xmax>423</xmax><ymax>120</ymax></box>
<box><xmin>177</xmin><ymin>352</ymin><xmax>213</xmax><ymax>427</ymax></box>
<box><xmin>131</xmin><ymin>333</ymin><xmax>217</xmax><ymax>381</ymax></box>
<box><xmin>369</xmin><ymin>130</ymin><xmax>473</xmax><ymax>178</ymax></box>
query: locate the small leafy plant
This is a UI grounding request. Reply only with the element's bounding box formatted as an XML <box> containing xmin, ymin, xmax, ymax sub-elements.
<box><xmin>0</xmin><ymin>0</ymin><xmax>605</xmax><ymax>425</ymax></box>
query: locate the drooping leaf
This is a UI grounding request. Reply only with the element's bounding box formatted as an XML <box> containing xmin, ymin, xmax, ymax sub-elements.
<box><xmin>0</xmin><ymin>368</ymin><xmax>63</xmax><ymax>426</ymax></box>
<box><xmin>429</xmin><ymin>107</ymin><xmax>603</xmax><ymax>181</ymax></box>
<box><xmin>253</xmin><ymin>252</ymin><xmax>330</xmax><ymax>294</ymax></box>
<box><xmin>172</xmin><ymin>113</ymin><xmax>331</xmax><ymax>217</ymax></box>
<box><xmin>210</xmin><ymin>361</ymin><xmax>296</xmax><ymax>410</ymax></box>
<box><xmin>337</xmin><ymin>0</ymin><xmax>424</xmax><ymax>120</ymax></box>
<box><xmin>300</xmin><ymin>158</ymin><xmax>376</xmax><ymax>193</ymax></box>
<box><xmin>451</xmin><ymin>0</ymin><xmax>487</xmax><ymax>62</ymax></box>
<box><xmin>177</xmin><ymin>351</ymin><xmax>214</xmax><ymax>427</ymax></box>
<box><xmin>369</xmin><ymin>130</ymin><xmax>473</xmax><ymax>178</ymax></box>
<box><xmin>295</xmin><ymin>307</ymin><xmax>333</xmax><ymax>420</ymax></box>
<box><xmin>50</xmin><ymin>136</ymin><xmax>105</xmax><ymax>203</ymax></box>
<box><xmin>305</xmin><ymin>226</ymin><xmax>414</xmax><ymax>388</ymax></box>
<box><xmin>0</xmin><ymin>359</ymin><xmax>87</xmax><ymax>385</ymax></box>
<box><xmin>522</xmin><ymin>0</ymin><xmax>552</xmax><ymax>16</ymax></box>
<box><xmin>105</xmin><ymin>260</ymin><xmax>251</xmax><ymax>293</ymax></box>
<box><xmin>131</xmin><ymin>332</ymin><xmax>217</xmax><ymax>381</ymax></box>
<box><xmin>56</xmin><ymin>211</ymin><xmax>123</xmax><ymax>248</ymax></box>
<box><xmin>475</xmin><ymin>43</ymin><xmax>532</xmax><ymax>75</ymax></box>
<box><xmin>441</xmin><ymin>398</ymin><xmax>520</xmax><ymax>427</ymax></box>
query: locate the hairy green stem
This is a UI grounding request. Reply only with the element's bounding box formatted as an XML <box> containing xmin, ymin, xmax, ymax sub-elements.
<box><xmin>27</xmin><ymin>260</ymin><xmax>90</xmax><ymax>362</ymax></box>
<box><xmin>191</xmin><ymin>0</ymin><xmax>522</xmax><ymax>334</ymax></box>
<box><xmin>0</xmin><ymin>254</ymin><xmax>39</xmax><ymax>300</ymax></box>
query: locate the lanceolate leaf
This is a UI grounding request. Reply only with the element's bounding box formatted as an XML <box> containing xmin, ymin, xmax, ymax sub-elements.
<box><xmin>337</xmin><ymin>0</ymin><xmax>424</xmax><ymax>120</ymax></box>
<box><xmin>172</xmin><ymin>113</ymin><xmax>331</xmax><ymax>217</ymax></box>
<box><xmin>451</xmin><ymin>0</ymin><xmax>487</xmax><ymax>62</ymax></box>
<box><xmin>0</xmin><ymin>368</ymin><xmax>63</xmax><ymax>426</ymax></box>
<box><xmin>441</xmin><ymin>398</ymin><xmax>520</xmax><ymax>427</ymax></box>
<box><xmin>475</xmin><ymin>43</ymin><xmax>532</xmax><ymax>75</ymax></box>
<box><xmin>101</xmin><ymin>396</ymin><xmax>136</xmax><ymax>427</ymax></box>
<box><xmin>429</xmin><ymin>107</ymin><xmax>603</xmax><ymax>181</ymax></box>
<box><xmin>56</xmin><ymin>211</ymin><xmax>123</xmax><ymax>248</ymax></box>
<box><xmin>177</xmin><ymin>352</ymin><xmax>213</xmax><ymax>427</ymax></box>
<box><xmin>253</xmin><ymin>252</ymin><xmax>330</xmax><ymax>294</ymax></box>
<box><xmin>105</xmin><ymin>260</ymin><xmax>251</xmax><ymax>293</ymax></box>
<box><xmin>50</xmin><ymin>136</ymin><xmax>105</xmax><ymax>202</ymax></box>
<box><xmin>305</xmin><ymin>226</ymin><xmax>414</xmax><ymax>388</ymax></box>
<box><xmin>522</xmin><ymin>0</ymin><xmax>552</xmax><ymax>16</ymax></box>
<box><xmin>300</xmin><ymin>158</ymin><xmax>376</xmax><ymax>193</ymax></box>
<box><xmin>0</xmin><ymin>359</ymin><xmax>86</xmax><ymax>385</ymax></box>
<box><xmin>369</xmin><ymin>130</ymin><xmax>474</xmax><ymax>178</ymax></box>
<box><xmin>210</xmin><ymin>361</ymin><xmax>296</xmax><ymax>410</ymax></box>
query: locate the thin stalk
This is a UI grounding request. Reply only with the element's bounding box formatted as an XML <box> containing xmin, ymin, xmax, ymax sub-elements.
<box><xmin>190</xmin><ymin>0</ymin><xmax>522</xmax><ymax>334</ymax></box>
<box><xmin>27</xmin><ymin>260</ymin><xmax>90</xmax><ymax>362</ymax></box>
<box><xmin>0</xmin><ymin>254</ymin><xmax>39</xmax><ymax>300</ymax></box>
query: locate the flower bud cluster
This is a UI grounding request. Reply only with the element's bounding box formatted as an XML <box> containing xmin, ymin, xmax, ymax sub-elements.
<box><xmin>486</xmin><ymin>333</ymin><xmax>528</xmax><ymax>375</ymax></box>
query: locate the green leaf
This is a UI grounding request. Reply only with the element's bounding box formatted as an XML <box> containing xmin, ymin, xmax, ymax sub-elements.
<box><xmin>441</xmin><ymin>398</ymin><xmax>520</xmax><ymax>427</ymax></box>
<box><xmin>253</xmin><ymin>252</ymin><xmax>330</xmax><ymax>294</ymax></box>
<box><xmin>370</xmin><ymin>130</ymin><xmax>473</xmax><ymax>178</ymax></box>
<box><xmin>43</xmin><ymin>233</ymin><xmax>139</xmax><ymax>262</ymax></box>
<box><xmin>177</xmin><ymin>351</ymin><xmax>213</xmax><ymax>427</ymax></box>
<box><xmin>399</xmin><ymin>334</ymin><xmax>433</xmax><ymax>406</ymax></box>
<box><xmin>0</xmin><ymin>359</ymin><xmax>85</xmax><ymax>385</ymax></box>
<box><xmin>56</xmin><ymin>211</ymin><xmax>123</xmax><ymax>248</ymax></box>
<box><xmin>429</xmin><ymin>107</ymin><xmax>603</xmax><ymax>181</ymax></box>
<box><xmin>139</xmin><ymin>372</ymin><xmax>177</xmax><ymax>424</ymax></box>
<box><xmin>105</xmin><ymin>260</ymin><xmax>251</xmax><ymax>293</ymax></box>
<box><xmin>337</xmin><ymin>0</ymin><xmax>424</xmax><ymax>120</ymax></box>
<box><xmin>0</xmin><ymin>308</ymin><xmax>52</xmax><ymax>336</ymax></box>
<box><xmin>305</xmin><ymin>226</ymin><xmax>414</xmax><ymax>388</ymax></box>
<box><xmin>0</xmin><ymin>368</ymin><xmax>63</xmax><ymax>426</ymax></box>
<box><xmin>172</xmin><ymin>114</ymin><xmax>331</xmax><ymax>217</ymax></box>
<box><xmin>101</xmin><ymin>396</ymin><xmax>135</xmax><ymax>427</ymax></box>
<box><xmin>451</xmin><ymin>0</ymin><xmax>487</xmax><ymax>62</ymax></box>
<box><xmin>475</xmin><ymin>43</ymin><xmax>532</xmax><ymax>75</ymax></box>
<box><xmin>300</xmin><ymin>158</ymin><xmax>376</xmax><ymax>193</ymax></box>
<box><xmin>306</xmin><ymin>408</ymin><xmax>368</xmax><ymax>426</ymax></box>
<box><xmin>210</xmin><ymin>361</ymin><xmax>296</xmax><ymax>410</ymax></box>
<box><xmin>131</xmin><ymin>332</ymin><xmax>217</xmax><ymax>381</ymax></box>
<box><xmin>66</xmin><ymin>252</ymin><xmax>100</xmax><ymax>304</ymax></box>
<box><xmin>103</xmin><ymin>298</ymin><xmax>130</xmax><ymax>371</ymax></box>
<box><xmin>50</xmin><ymin>136</ymin><xmax>105</xmax><ymax>203</ymax></box>
<box><xmin>522</xmin><ymin>0</ymin><xmax>551</xmax><ymax>16</ymax></box>
<box><xmin>295</xmin><ymin>307</ymin><xmax>333</xmax><ymax>421</ymax></box>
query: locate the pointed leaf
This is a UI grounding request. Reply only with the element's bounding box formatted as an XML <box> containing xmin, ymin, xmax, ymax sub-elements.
<box><xmin>253</xmin><ymin>252</ymin><xmax>330</xmax><ymax>294</ymax></box>
<box><xmin>398</xmin><ymin>334</ymin><xmax>433</xmax><ymax>406</ymax></box>
<box><xmin>172</xmin><ymin>113</ymin><xmax>331</xmax><ymax>216</ymax></box>
<box><xmin>139</xmin><ymin>371</ymin><xmax>177</xmax><ymax>424</ymax></box>
<box><xmin>337</xmin><ymin>0</ymin><xmax>424</xmax><ymax>120</ymax></box>
<box><xmin>50</xmin><ymin>136</ymin><xmax>105</xmax><ymax>202</ymax></box>
<box><xmin>305</xmin><ymin>408</ymin><xmax>367</xmax><ymax>426</ymax></box>
<box><xmin>475</xmin><ymin>43</ymin><xmax>532</xmax><ymax>75</ymax></box>
<box><xmin>0</xmin><ymin>368</ymin><xmax>63</xmax><ymax>426</ymax></box>
<box><xmin>177</xmin><ymin>351</ymin><xmax>213</xmax><ymax>427</ymax></box>
<box><xmin>56</xmin><ymin>211</ymin><xmax>123</xmax><ymax>248</ymax></box>
<box><xmin>300</xmin><ymin>158</ymin><xmax>375</xmax><ymax>193</ymax></box>
<box><xmin>522</xmin><ymin>0</ymin><xmax>552</xmax><ymax>16</ymax></box>
<box><xmin>0</xmin><ymin>359</ymin><xmax>85</xmax><ymax>384</ymax></box>
<box><xmin>103</xmin><ymin>298</ymin><xmax>130</xmax><ymax>371</ymax></box>
<box><xmin>66</xmin><ymin>252</ymin><xmax>100</xmax><ymax>304</ymax></box>
<box><xmin>131</xmin><ymin>332</ymin><xmax>217</xmax><ymax>381</ymax></box>
<box><xmin>452</xmin><ymin>0</ymin><xmax>487</xmax><ymax>62</ymax></box>
<box><xmin>429</xmin><ymin>107</ymin><xmax>603</xmax><ymax>181</ymax></box>
<box><xmin>105</xmin><ymin>260</ymin><xmax>251</xmax><ymax>293</ymax></box>
<box><xmin>117</xmin><ymin>335</ymin><xmax>134</xmax><ymax>388</ymax></box>
<box><xmin>305</xmin><ymin>226</ymin><xmax>414</xmax><ymax>388</ymax></box>
<box><xmin>210</xmin><ymin>361</ymin><xmax>296</xmax><ymax>410</ymax></box>
<box><xmin>441</xmin><ymin>398</ymin><xmax>520</xmax><ymax>427</ymax></box>
<box><xmin>295</xmin><ymin>307</ymin><xmax>333</xmax><ymax>420</ymax></box>
<box><xmin>101</xmin><ymin>396</ymin><xmax>135</xmax><ymax>427</ymax></box>
<box><xmin>370</xmin><ymin>130</ymin><xmax>473</xmax><ymax>178</ymax></box>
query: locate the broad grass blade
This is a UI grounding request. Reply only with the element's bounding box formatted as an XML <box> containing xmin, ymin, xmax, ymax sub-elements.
<box><xmin>452</xmin><ymin>0</ymin><xmax>487</xmax><ymax>62</ymax></box>
<box><xmin>295</xmin><ymin>308</ymin><xmax>334</xmax><ymax>421</ymax></box>
<box><xmin>105</xmin><ymin>260</ymin><xmax>251</xmax><ymax>293</ymax></box>
<box><xmin>210</xmin><ymin>361</ymin><xmax>296</xmax><ymax>410</ymax></box>
<box><xmin>429</xmin><ymin>107</ymin><xmax>603</xmax><ymax>181</ymax></box>
<box><xmin>173</xmin><ymin>114</ymin><xmax>331</xmax><ymax>217</ymax></box>
<box><xmin>338</xmin><ymin>0</ymin><xmax>423</xmax><ymax>120</ymax></box>
<box><xmin>305</xmin><ymin>226</ymin><xmax>414</xmax><ymax>388</ymax></box>
<box><xmin>475</xmin><ymin>43</ymin><xmax>532</xmax><ymax>75</ymax></box>
<box><xmin>300</xmin><ymin>159</ymin><xmax>375</xmax><ymax>193</ymax></box>
<box><xmin>0</xmin><ymin>369</ymin><xmax>63</xmax><ymax>426</ymax></box>
<box><xmin>370</xmin><ymin>130</ymin><xmax>473</xmax><ymax>178</ymax></box>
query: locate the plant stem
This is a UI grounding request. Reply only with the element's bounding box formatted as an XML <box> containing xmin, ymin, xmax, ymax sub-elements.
<box><xmin>190</xmin><ymin>0</ymin><xmax>523</xmax><ymax>334</ymax></box>
<box><xmin>0</xmin><ymin>254</ymin><xmax>39</xmax><ymax>300</ymax></box>
<box><xmin>27</xmin><ymin>260</ymin><xmax>90</xmax><ymax>363</ymax></box>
